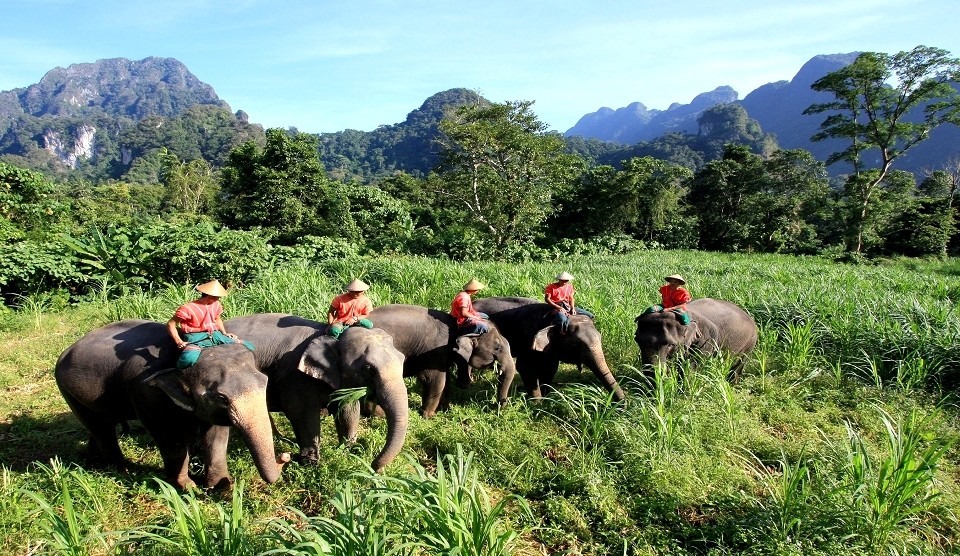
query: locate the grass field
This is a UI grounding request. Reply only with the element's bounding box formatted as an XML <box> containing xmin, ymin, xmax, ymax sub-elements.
<box><xmin>2</xmin><ymin>250</ymin><xmax>960</xmax><ymax>555</ymax></box>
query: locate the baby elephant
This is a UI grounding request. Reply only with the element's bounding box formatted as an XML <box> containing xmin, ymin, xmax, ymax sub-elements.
<box><xmin>634</xmin><ymin>298</ymin><xmax>758</xmax><ymax>380</ymax></box>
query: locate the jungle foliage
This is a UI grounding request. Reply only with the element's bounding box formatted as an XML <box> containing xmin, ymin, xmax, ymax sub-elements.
<box><xmin>2</xmin><ymin>46</ymin><xmax>960</xmax><ymax>304</ymax></box>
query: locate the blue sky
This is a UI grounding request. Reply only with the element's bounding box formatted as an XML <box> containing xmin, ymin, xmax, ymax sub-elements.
<box><xmin>2</xmin><ymin>0</ymin><xmax>958</xmax><ymax>134</ymax></box>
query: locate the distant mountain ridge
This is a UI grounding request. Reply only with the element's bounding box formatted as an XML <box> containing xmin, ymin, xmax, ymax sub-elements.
<box><xmin>567</xmin><ymin>86</ymin><xmax>740</xmax><ymax>144</ymax></box>
<box><xmin>565</xmin><ymin>52</ymin><xmax>960</xmax><ymax>176</ymax></box>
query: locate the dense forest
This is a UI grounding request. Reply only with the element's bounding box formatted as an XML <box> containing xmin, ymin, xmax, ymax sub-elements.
<box><xmin>2</xmin><ymin>47</ymin><xmax>960</xmax><ymax>305</ymax></box>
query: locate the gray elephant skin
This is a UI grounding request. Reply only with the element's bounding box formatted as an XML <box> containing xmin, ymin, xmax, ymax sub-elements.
<box><xmin>633</xmin><ymin>298</ymin><xmax>758</xmax><ymax>377</ymax></box>
<box><xmin>54</xmin><ymin>320</ymin><xmax>283</xmax><ymax>490</ymax></box>
<box><xmin>225</xmin><ymin>314</ymin><xmax>408</xmax><ymax>471</ymax></box>
<box><xmin>472</xmin><ymin>297</ymin><xmax>625</xmax><ymax>401</ymax></box>
<box><xmin>368</xmin><ymin>304</ymin><xmax>517</xmax><ymax>417</ymax></box>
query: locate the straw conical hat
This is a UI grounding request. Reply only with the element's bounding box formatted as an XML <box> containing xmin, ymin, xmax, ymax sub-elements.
<box><xmin>345</xmin><ymin>279</ymin><xmax>370</xmax><ymax>292</ymax></box>
<box><xmin>664</xmin><ymin>274</ymin><xmax>686</xmax><ymax>285</ymax></box>
<box><xmin>195</xmin><ymin>279</ymin><xmax>228</xmax><ymax>297</ymax></box>
<box><xmin>556</xmin><ymin>271</ymin><xmax>574</xmax><ymax>281</ymax></box>
<box><xmin>463</xmin><ymin>278</ymin><xmax>485</xmax><ymax>291</ymax></box>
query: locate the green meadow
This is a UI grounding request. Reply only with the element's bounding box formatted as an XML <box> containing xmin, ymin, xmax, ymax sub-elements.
<box><xmin>2</xmin><ymin>250</ymin><xmax>960</xmax><ymax>555</ymax></box>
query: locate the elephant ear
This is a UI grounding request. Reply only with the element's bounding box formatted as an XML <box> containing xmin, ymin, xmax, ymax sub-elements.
<box><xmin>298</xmin><ymin>335</ymin><xmax>343</xmax><ymax>390</ymax></box>
<box><xmin>147</xmin><ymin>368</ymin><xmax>195</xmax><ymax>413</ymax></box>
<box><xmin>453</xmin><ymin>334</ymin><xmax>477</xmax><ymax>365</ymax></box>
<box><xmin>682</xmin><ymin>321</ymin><xmax>702</xmax><ymax>348</ymax></box>
<box><xmin>532</xmin><ymin>326</ymin><xmax>555</xmax><ymax>352</ymax></box>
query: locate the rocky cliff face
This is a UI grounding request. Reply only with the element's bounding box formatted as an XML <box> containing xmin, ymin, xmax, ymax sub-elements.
<box><xmin>42</xmin><ymin>125</ymin><xmax>97</xmax><ymax>168</ymax></box>
<box><xmin>0</xmin><ymin>57</ymin><xmax>230</xmax><ymax>169</ymax></box>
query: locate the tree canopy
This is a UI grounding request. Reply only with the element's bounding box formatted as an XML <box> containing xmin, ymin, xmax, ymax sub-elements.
<box><xmin>805</xmin><ymin>45</ymin><xmax>960</xmax><ymax>253</ymax></box>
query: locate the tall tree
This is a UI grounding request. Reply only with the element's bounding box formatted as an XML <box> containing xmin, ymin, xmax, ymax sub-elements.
<box><xmin>159</xmin><ymin>150</ymin><xmax>217</xmax><ymax>215</ymax></box>
<box><xmin>687</xmin><ymin>145</ymin><xmax>831</xmax><ymax>253</ymax></box>
<box><xmin>804</xmin><ymin>45</ymin><xmax>960</xmax><ymax>253</ymax></box>
<box><xmin>435</xmin><ymin>100</ymin><xmax>584</xmax><ymax>252</ymax></box>
<box><xmin>219</xmin><ymin>129</ymin><xmax>353</xmax><ymax>244</ymax></box>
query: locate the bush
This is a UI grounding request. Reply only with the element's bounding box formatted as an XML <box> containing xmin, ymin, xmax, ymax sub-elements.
<box><xmin>0</xmin><ymin>240</ymin><xmax>80</xmax><ymax>303</ymax></box>
<box><xmin>270</xmin><ymin>235</ymin><xmax>362</xmax><ymax>265</ymax></box>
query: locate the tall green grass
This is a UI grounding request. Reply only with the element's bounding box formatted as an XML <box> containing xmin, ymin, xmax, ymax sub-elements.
<box><xmin>4</xmin><ymin>251</ymin><xmax>960</xmax><ymax>554</ymax></box>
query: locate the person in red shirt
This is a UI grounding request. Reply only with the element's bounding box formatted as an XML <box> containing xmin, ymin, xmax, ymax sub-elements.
<box><xmin>328</xmin><ymin>279</ymin><xmax>375</xmax><ymax>339</ymax></box>
<box><xmin>544</xmin><ymin>271</ymin><xmax>594</xmax><ymax>332</ymax></box>
<box><xmin>646</xmin><ymin>274</ymin><xmax>692</xmax><ymax>325</ymax></box>
<box><xmin>167</xmin><ymin>279</ymin><xmax>253</xmax><ymax>369</ymax></box>
<box><xmin>450</xmin><ymin>278</ymin><xmax>490</xmax><ymax>334</ymax></box>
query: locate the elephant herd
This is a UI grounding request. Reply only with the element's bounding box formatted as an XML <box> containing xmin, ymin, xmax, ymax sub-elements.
<box><xmin>54</xmin><ymin>296</ymin><xmax>757</xmax><ymax>489</ymax></box>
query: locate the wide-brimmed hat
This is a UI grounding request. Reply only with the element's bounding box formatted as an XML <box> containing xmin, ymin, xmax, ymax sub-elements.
<box><xmin>345</xmin><ymin>278</ymin><xmax>370</xmax><ymax>292</ymax></box>
<box><xmin>664</xmin><ymin>274</ymin><xmax>686</xmax><ymax>285</ymax></box>
<box><xmin>463</xmin><ymin>278</ymin><xmax>485</xmax><ymax>291</ymax></box>
<box><xmin>556</xmin><ymin>271</ymin><xmax>574</xmax><ymax>281</ymax></box>
<box><xmin>195</xmin><ymin>279</ymin><xmax>228</xmax><ymax>297</ymax></box>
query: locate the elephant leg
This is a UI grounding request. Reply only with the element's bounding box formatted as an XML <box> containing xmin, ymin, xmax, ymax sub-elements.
<box><xmin>156</xmin><ymin>440</ymin><xmax>194</xmax><ymax>490</ymax></box>
<box><xmin>454</xmin><ymin>359</ymin><xmax>473</xmax><ymax>388</ymax></box>
<box><xmin>200</xmin><ymin>425</ymin><xmax>232</xmax><ymax>491</ymax></box>
<box><xmin>334</xmin><ymin>401</ymin><xmax>360</xmax><ymax>444</ymax></box>
<box><xmin>418</xmin><ymin>369</ymin><xmax>447</xmax><ymax>419</ymax></box>
<box><xmin>289</xmin><ymin>408</ymin><xmax>322</xmax><ymax>464</ymax></box>
<box><xmin>139</xmin><ymin>412</ymin><xmax>196</xmax><ymax>489</ymax></box>
<box><xmin>62</xmin><ymin>398</ymin><xmax>128</xmax><ymax>470</ymax></box>
<box><xmin>516</xmin><ymin>355</ymin><xmax>544</xmax><ymax>399</ymax></box>
<box><xmin>85</xmin><ymin>422</ymin><xmax>127</xmax><ymax>470</ymax></box>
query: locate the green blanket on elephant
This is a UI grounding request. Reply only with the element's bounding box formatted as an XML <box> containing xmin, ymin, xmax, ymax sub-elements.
<box><xmin>177</xmin><ymin>331</ymin><xmax>255</xmax><ymax>369</ymax></box>
<box><xmin>641</xmin><ymin>304</ymin><xmax>691</xmax><ymax>325</ymax></box>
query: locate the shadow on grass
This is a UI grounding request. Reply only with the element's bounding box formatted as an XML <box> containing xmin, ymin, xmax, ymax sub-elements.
<box><xmin>0</xmin><ymin>411</ymin><xmax>159</xmax><ymax>482</ymax></box>
<box><xmin>0</xmin><ymin>411</ymin><xmax>87</xmax><ymax>471</ymax></box>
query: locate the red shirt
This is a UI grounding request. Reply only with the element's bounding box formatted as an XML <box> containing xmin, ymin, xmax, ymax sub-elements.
<box><xmin>544</xmin><ymin>281</ymin><xmax>575</xmax><ymax>306</ymax></box>
<box><xmin>329</xmin><ymin>292</ymin><xmax>373</xmax><ymax>324</ymax></box>
<box><xmin>174</xmin><ymin>300</ymin><xmax>223</xmax><ymax>333</ymax></box>
<box><xmin>450</xmin><ymin>291</ymin><xmax>481</xmax><ymax>326</ymax></box>
<box><xmin>660</xmin><ymin>285</ymin><xmax>691</xmax><ymax>309</ymax></box>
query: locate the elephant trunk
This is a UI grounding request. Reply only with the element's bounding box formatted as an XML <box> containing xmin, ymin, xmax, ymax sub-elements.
<box><xmin>232</xmin><ymin>391</ymin><xmax>284</xmax><ymax>484</ymax></box>
<box><xmin>584</xmin><ymin>343</ymin><xmax>626</xmax><ymax>401</ymax></box>
<box><xmin>370</xmin><ymin>371</ymin><xmax>409</xmax><ymax>472</ymax></box>
<box><xmin>495</xmin><ymin>356</ymin><xmax>517</xmax><ymax>405</ymax></box>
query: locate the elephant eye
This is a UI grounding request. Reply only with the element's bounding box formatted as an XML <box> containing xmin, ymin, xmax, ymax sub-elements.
<box><xmin>362</xmin><ymin>364</ymin><xmax>374</xmax><ymax>373</ymax></box>
<box><xmin>213</xmin><ymin>392</ymin><xmax>230</xmax><ymax>406</ymax></box>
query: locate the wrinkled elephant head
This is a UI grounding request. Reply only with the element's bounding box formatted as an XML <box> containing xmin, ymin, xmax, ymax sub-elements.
<box><xmin>531</xmin><ymin>315</ymin><xmax>625</xmax><ymax>401</ymax></box>
<box><xmin>296</xmin><ymin>327</ymin><xmax>408</xmax><ymax>472</ymax></box>
<box><xmin>149</xmin><ymin>343</ymin><xmax>283</xmax><ymax>484</ymax></box>
<box><xmin>634</xmin><ymin>311</ymin><xmax>701</xmax><ymax>366</ymax></box>
<box><xmin>452</xmin><ymin>326</ymin><xmax>517</xmax><ymax>404</ymax></box>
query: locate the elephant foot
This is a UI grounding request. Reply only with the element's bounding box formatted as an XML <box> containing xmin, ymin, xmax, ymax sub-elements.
<box><xmin>173</xmin><ymin>475</ymin><xmax>198</xmax><ymax>491</ymax></box>
<box><xmin>294</xmin><ymin>449</ymin><xmax>319</xmax><ymax>465</ymax></box>
<box><xmin>209</xmin><ymin>476</ymin><xmax>234</xmax><ymax>492</ymax></box>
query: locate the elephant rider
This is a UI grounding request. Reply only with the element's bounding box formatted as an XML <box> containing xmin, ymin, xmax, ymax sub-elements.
<box><xmin>327</xmin><ymin>279</ymin><xmax>374</xmax><ymax>339</ymax></box>
<box><xmin>450</xmin><ymin>278</ymin><xmax>490</xmax><ymax>335</ymax></box>
<box><xmin>643</xmin><ymin>274</ymin><xmax>692</xmax><ymax>325</ymax></box>
<box><xmin>167</xmin><ymin>279</ymin><xmax>254</xmax><ymax>369</ymax></box>
<box><xmin>544</xmin><ymin>271</ymin><xmax>594</xmax><ymax>333</ymax></box>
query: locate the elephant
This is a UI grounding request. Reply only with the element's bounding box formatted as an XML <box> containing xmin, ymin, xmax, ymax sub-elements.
<box><xmin>472</xmin><ymin>297</ymin><xmax>625</xmax><ymax>401</ymax></box>
<box><xmin>54</xmin><ymin>320</ymin><xmax>286</xmax><ymax>490</ymax></box>
<box><xmin>368</xmin><ymin>304</ymin><xmax>517</xmax><ymax>417</ymax></box>
<box><xmin>633</xmin><ymin>298</ymin><xmax>758</xmax><ymax>379</ymax></box>
<box><xmin>224</xmin><ymin>314</ymin><xmax>408</xmax><ymax>471</ymax></box>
